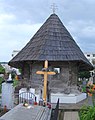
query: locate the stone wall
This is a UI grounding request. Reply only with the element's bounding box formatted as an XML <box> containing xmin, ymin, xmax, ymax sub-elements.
<box><xmin>22</xmin><ymin>61</ymin><xmax>78</xmax><ymax>94</ymax></box>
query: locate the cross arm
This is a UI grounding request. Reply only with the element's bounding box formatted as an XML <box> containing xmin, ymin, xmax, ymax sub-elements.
<box><xmin>47</xmin><ymin>71</ymin><xmax>56</xmax><ymax>75</ymax></box>
<box><xmin>36</xmin><ymin>71</ymin><xmax>44</xmax><ymax>75</ymax></box>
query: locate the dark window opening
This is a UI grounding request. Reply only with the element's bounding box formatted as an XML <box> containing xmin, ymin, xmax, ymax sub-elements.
<box><xmin>53</xmin><ymin>67</ymin><xmax>61</xmax><ymax>79</ymax></box>
<box><xmin>87</xmin><ymin>54</ymin><xmax>90</xmax><ymax>57</ymax></box>
<box><xmin>93</xmin><ymin>54</ymin><xmax>95</xmax><ymax>57</ymax></box>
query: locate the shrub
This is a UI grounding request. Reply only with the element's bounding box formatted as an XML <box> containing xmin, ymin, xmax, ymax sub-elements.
<box><xmin>0</xmin><ymin>65</ymin><xmax>5</xmax><ymax>74</ymax></box>
<box><xmin>79</xmin><ymin>106</ymin><xmax>95</xmax><ymax>120</ymax></box>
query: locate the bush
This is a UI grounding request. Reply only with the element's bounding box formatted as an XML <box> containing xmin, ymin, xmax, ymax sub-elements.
<box><xmin>0</xmin><ymin>65</ymin><xmax>5</xmax><ymax>74</ymax></box>
<box><xmin>13</xmin><ymin>79</ymin><xmax>19</xmax><ymax>87</ymax></box>
<box><xmin>79</xmin><ymin>71</ymin><xmax>91</xmax><ymax>79</ymax></box>
<box><xmin>79</xmin><ymin>106</ymin><xmax>95</xmax><ymax>120</ymax></box>
<box><xmin>0</xmin><ymin>77</ymin><xmax>3</xmax><ymax>93</ymax></box>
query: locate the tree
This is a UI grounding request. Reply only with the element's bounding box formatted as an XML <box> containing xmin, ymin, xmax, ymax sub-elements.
<box><xmin>0</xmin><ymin>64</ymin><xmax>5</xmax><ymax>74</ymax></box>
<box><xmin>78</xmin><ymin>71</ymin><xmax>91</xmax><ymax>79</ymax></box>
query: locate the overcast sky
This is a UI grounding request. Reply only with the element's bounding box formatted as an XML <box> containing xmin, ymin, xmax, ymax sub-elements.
<box><xmin>0</xmin><ymin>0</ymin><xmax>95</xmax><ymax>62</ymax></box>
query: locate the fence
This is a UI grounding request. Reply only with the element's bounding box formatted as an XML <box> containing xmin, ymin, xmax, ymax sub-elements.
<box><xmin>14</xmin><ymin>92</ymin><xmax>36</xmax><ymax>105</ymax></box>
<box><xmin>19</xmin><ymin>92</ymin><xmax>36</xmax><ymax>104</ymax></box>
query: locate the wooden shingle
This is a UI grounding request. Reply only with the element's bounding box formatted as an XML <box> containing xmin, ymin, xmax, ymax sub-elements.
<box><xmin>9</xmin><ymin>14</ymin><xmax>93</xmax><ymax>70</ymax></box>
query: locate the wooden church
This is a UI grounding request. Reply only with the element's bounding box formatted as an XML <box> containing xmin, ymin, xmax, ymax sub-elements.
<box><xmin>9</xmin><ymin>14</ymin><xmax>93</xmax><ymax>95</ymax></box>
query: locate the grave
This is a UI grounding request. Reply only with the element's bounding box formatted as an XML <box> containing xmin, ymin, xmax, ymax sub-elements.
<box><xmin>51</xmin><ymin>93</ymin><xmax>86</xmax><ymax>103</ymax></box>
<box><xmin>0</xmin><ymin>104</ymin><xmax>51</xmax><ymax>120</ymax></box>
<box><xmin>36</xmin><ymin>60</ymin><xmax>56</xmax><ymax>102</ymax></box>
<box><xmin>2</xmin><ymin>74</ymin><xmax>14</xmax><ymax>109</ymax></box>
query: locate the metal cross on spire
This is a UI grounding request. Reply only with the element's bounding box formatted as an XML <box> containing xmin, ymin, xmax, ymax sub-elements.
<box><xmin>51</xmin><ymin>3</ymin><xmax>58</xmax><ymax>14</ymax></box>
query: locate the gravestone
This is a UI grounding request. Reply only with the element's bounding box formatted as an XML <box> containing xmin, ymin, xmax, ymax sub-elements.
<box><xmin>88</xmin><ymin>77</ymin><xmax>93</xmax><ymax>85</ymax></box>
<box><xmin>2</xmin><ymin>74</ymin><xmax>14</xmax><ymax>109</ymax></box>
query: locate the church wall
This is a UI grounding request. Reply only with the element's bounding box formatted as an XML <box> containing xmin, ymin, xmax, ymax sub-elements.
<box><xmin>31</xmin><ymin>62</ymin><xmax>43</xmax><ymax>85</ymax></box>
<box><xmin>23</xmin><ymin>63</ymin><xmax>30</xmax><ymax>80</ymax></box>
<box><xmin>21</xmin><ymin>63</ymin><xmax>30</xmax><ymax>87</ymax></box>
<box><xmin>49</xmin><ymin>62</ymin><xmax>78</xmax><ymax>93</ymax></box>
<box><xmin>21</xmin><ymin>62</ymin><xmax>78</xmax><ymax>92</ymax></box>
<box><xmin>22</xmin><ymin>61</ymin><xmax>78</xmax><ymax>92</ymax></box>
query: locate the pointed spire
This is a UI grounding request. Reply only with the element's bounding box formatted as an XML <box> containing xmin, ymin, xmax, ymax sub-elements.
<box><xmin>9</xmin><ymin>14</ymin><xmax>93</xmax><ymax>71</ymax></box>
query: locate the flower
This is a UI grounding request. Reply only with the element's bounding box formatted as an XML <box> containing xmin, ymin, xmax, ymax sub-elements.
<box><xmin>87</xmin><ymin>84</ymin><xmax>95</xmax><ymax>96</ymax></box>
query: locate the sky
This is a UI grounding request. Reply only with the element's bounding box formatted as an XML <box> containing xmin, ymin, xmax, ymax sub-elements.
<box><xmin>0</xmin><ymin>0</ymin><xmax>95</xmax><ymax>62</ymax></box>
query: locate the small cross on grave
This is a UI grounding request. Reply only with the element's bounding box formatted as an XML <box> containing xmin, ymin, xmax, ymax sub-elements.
<box><xmin>36</xmin><ymin>60</ymin><xmax>56</xmax><ymax>102</ymax></box>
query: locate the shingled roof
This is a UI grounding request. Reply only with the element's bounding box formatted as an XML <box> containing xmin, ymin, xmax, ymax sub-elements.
<box><xmin>9</xmin><ymin>14</ymin><xmax>93</xmax><ymax>70</ymax></box>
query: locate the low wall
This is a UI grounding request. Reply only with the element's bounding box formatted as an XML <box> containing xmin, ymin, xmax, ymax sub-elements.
<box><xmin>51</xmin><ymin>93</ymin><xmax>87</xmax><ymax>103</ymax></box>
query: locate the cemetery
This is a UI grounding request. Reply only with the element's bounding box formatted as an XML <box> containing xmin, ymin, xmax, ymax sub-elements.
<box><xmin>0</xmin><ymin>13</ymin><xmax>95</xmax><ymax>120</ymax></box>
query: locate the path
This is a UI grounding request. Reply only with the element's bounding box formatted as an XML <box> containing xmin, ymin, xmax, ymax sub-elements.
<box><xmin>61</xmin><ymin>97</ymin><xmax>93</xmax><ymax>120</ymax></box>
<box><xmin>64</xmin><ymin>112</ymin><xmax>79</xmax><ymax>120</ymax></box>
<box><xmin>56</xmin><ymin>96</ymin><xmax>93</xmax><ymax>120</ymax></box>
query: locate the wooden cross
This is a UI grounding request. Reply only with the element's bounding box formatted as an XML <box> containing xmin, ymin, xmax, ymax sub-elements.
<box><xmin>36</xmin><ymin>60</ymin><xmax>56</xmax><ymax>102</ymax></box>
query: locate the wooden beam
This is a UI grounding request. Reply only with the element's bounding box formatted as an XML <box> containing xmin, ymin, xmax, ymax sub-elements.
<box><xmin>43</xmin><ymin>72</ymin><xmax>48</xmax><ymax>101</ymax></box>
<box><xmin>36</xmin><ymin>71</ymin><xmax>44</xmax><ymax>74</ymax></box>
<box><xmin>36</xmin><ymin>60</ymin><xmax>56</xmax><ymax>102</ymax></box>
<box><xmin>44</xmin><ymin>60</ymin><xmax>48</xmax><ymax>68</ymax></box>
<box><xmin>47</xmin><ymin>72</ymin><xmax>56</xmax><ymax>75</ymax></box>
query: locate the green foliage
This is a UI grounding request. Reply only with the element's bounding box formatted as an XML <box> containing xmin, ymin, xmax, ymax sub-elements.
<box><xmin>11</xmin><ymin>70</ymin><xmax>16</xmax><ymax>80</ymax></box>
<box><xmin>82</xmin><ymin>86</ymin><xmax>86</xmax><ymax>92</ymax></box>
<box><xmin>0</xmin><ymin>65</ymin><xmax>5</xmax><ymax>74</ymax></box>
<box><xmin>19</xmin><ymin>69</ymin><xmax>22</xmax><ymax>73</ymax></box>
<box><xmin>79</xmin><ymin>106</ymin><xmax>95</xmax><ymax>120</ymax></box>
<box><xmin>0</xmin><ymin>77</ymin><xmax>3</xmax><ymax>84</ymax></box>
<box><xmin>13</xmin><ymin>79</ymin><xmax>19</xmax><ymax>87</ymax></box>
<box><xmin>11</xmin><ymin>73</ymin><xmax>15</xmax><ymax>80</ymax></box>
<box><xmin>79</xmin><ymin>71</ymin><xmax>91</xmax><ymax>79</ymax></box>
<box><xmin>0</xmin><ymin>77</ymin><xmax>3</xmax><ymax>93</ymax></box>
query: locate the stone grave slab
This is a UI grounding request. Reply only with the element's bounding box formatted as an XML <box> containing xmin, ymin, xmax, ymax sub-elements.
<box><xmin>64</xmin><ymin>112</ymin><xmax>79</xmax><ymax>120</ymax></box>
<box><xmin>0</xmin><ymin>104</ymin><xmax>51</xmax><ymax>120</ymax></box>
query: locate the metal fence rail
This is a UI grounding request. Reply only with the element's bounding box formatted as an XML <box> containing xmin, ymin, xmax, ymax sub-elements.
<box><xmin>52</xmin><ymin>99</ymin><xmax>59</xmax><ymax>120</ymax></box>
<box><xmin>19</xmin><ymin>92</ymin><xmax>36</xmax><ymax>104</ymax></box>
